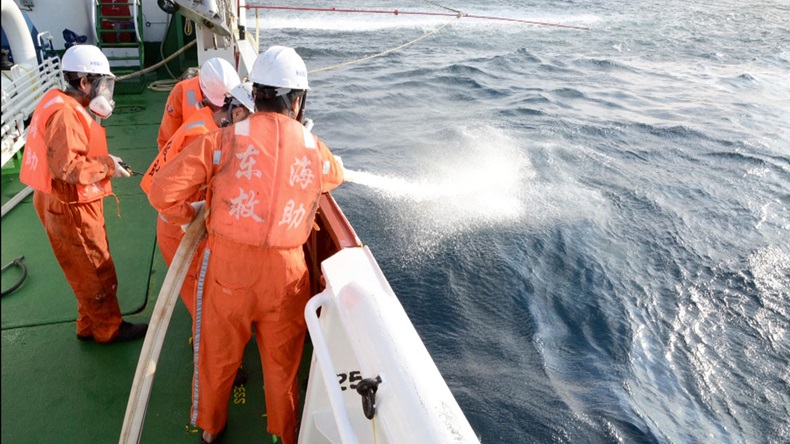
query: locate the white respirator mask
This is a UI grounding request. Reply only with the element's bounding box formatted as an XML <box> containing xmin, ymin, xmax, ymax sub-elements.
<box><xmin>89</xmin><ymin>76</ymin><xmax>116</xmax><ymax>119</ymax></box>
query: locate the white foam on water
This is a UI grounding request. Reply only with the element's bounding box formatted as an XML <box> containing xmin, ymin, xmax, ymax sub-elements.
<box><xmin>345</xmin><ymin>126</ymin><xmax>527</xmax><ymax>225</ymax></box>
<box><xmin>344</xmin><ymin>126</ymin><xmax>609</xmax><ymax>258</ymax></box>
<box><xmin>748</xmin><ymin>246</ymin><xmax>790</xmax><ymax>320</ymax></box>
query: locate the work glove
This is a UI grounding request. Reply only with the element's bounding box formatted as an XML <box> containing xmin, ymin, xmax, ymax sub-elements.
<box><xmin>110</xmin><ymin>155</ymin><xmax>131</xmax><ymax>178</ymax></box>
<box><xmin>334</xmin><ymin>155</ymin><xmax>355</xmax><ymax>182</ymax></box>
<box><xmin>181</xmin><ymin>200</ymin><xmax>206</xmax><ymax>232</ymax></box>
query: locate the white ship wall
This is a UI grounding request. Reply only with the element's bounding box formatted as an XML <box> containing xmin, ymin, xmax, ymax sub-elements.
<box><xmin>12</xmin><ymin>0</ymin><xmax>168</xmax><ymax>50</ymax></box>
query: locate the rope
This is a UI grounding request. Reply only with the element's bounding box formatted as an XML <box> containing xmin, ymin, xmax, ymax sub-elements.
<box><xmin>243</xmin><ymin>2</ymin><xmax>588</xmax><ymax>75</ymax></box>
<box><xmin>147</xmin><ymin>79</ymin><xmax>179</xmax><ymax>92</ymax></box>
<box><xmin>420</xmin><ymin>0</ymin><xmax>463</xmax><ymax>15</ymax></box>
<box><xmin>160</xmin><ymin>12</ymin><xmax>179</xmax><ymax>80</ymax></box>
<box><xmin>244</xmin><ymin>5</ymin><xmax>590</xmax><ymax>31</ymax></box>
<box><xmin>309</xmin><ymin>16</ymin><xmax>461</xmax><ymax>74</ymax></box>
<box><xmin>116</xmin><ymin>39</ymin><xmax>197</xmax><ymax>81</ymax></box>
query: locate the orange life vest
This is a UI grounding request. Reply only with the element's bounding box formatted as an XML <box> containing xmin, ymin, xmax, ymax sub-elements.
<box><xmin>20</xmin><ymin>89</ymin><xmax>112</xmax><ymax>202</ymax></box>
<box><xmin>206</xmin><ymin>113</ymin><xmax>323</xmax><ymax>248</ymax></box>
<box><xmin>141</xmin><ymin>106</ymin><xmax>216</xmax><ymax>194</ymax></box>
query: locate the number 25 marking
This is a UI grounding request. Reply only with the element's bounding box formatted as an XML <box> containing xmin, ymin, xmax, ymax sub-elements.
<box><xmin>337</xmin><ymin>370</ymin><xmax>362</xmax><ymax>391</ymax></box>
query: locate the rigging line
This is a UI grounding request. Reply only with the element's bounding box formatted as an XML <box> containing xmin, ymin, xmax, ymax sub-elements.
<box><xmin>308</xmin><ymin>17</ymin><xmax>461</xmax><ymax>74</ymax></box>
<box><xmin>244</xmin><ymin>5</ymin><xmax>591</xmax><ymax>31</ymax></box>
<box><xmin>419</xmin><ymin>0</ymin><xmax>463</xmax><ymax>15</ymax></box>
<box><xmin>116</xmin><ymin>39</ymin><xmax>197</xmax><ymax>81</ymax></box>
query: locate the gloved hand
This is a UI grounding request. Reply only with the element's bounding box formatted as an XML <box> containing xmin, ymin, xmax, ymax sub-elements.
<box><xmin>190</xmin><ymin>200</ymin><xmax>206</xmax><ymax>215</ymax></box>
<box><xmin>181</xmin><ymin>200</ymin><xmax>206</xmax><ymax>232</ymax></box>
<box><xmin>110</xmin><ymin>155</ymin><xmax>131</xmax><ymax>178</ymax></box>
<box><xmin>334</xmin><ymin>155</ymin><xmax>355</xmax><ymax>182</ymax></box>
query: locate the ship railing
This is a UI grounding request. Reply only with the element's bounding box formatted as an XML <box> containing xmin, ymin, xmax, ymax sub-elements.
<box><xmin>1</xmin><ymin>56</ymin><xmax>64</xmax><ymax>167</ymax></box>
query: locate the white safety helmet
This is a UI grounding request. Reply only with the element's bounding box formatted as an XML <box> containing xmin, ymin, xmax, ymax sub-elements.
<box><xmin>61</xmin><ymin>45</ymin><xmax>114</xmax><ymax>77</ymax></box>
<box><xmin>199</xmin><ymin>57</ymin><xmax>240</xmax><ymax>107</ymax></box>
<box><xmin>229</xmin><ymin>82</ymin><xmax>255</xmax><ymax>112</ymax></box>
<box><xmin>250</xmin><ymin>46</ymin><xmax>310</xmax><ymax>93</ymax></box>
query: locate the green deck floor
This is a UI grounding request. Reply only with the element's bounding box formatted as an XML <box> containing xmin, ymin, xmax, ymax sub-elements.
<box><xmin>1</xmin><ymin>83</ymin><xmax>302</xmax><ymax>443</ymax></box>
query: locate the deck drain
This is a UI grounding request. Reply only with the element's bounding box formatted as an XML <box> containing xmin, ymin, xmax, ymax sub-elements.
<box><xmin>112</xmin><ymin>105</ymin><xmax>147</xmax><ymax>114</ymax></box>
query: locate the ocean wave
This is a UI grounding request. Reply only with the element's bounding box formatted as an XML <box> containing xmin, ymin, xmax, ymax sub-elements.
<box><xmin>573</xmin><ymin>57</ymin><xmax>636</xmax><ymax>72</ymax></box>
<box><xmin>631</xmin><ymin>123</ymin><xmax>723</xmax><ymax>143</ymax></box>
<box><xmin>251</xmin><ymin>2</ymin><xmax>790</xmax><ymax>442</ymax></box>
<box><xmin>498</xmin><ymin>107</ymin><xmax>546</xmax><ymax>117</ymax></box>
<box><xmin>551</xmin><ymin>87</ymin><xmax>587</xmax><ymax>99</ymax></box>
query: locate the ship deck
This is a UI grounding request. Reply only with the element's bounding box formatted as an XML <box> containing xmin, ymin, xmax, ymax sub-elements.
<box><xmin>0</xmin><ymin>82</ymin><xmax>303</xmax><ymax>443</ymax></box>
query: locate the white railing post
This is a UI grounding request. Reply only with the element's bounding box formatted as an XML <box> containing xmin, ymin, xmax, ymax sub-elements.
<box><xmin>304</xmin><ymin>292</ymin><xmax>359</xmax><ymax>444</ymax></box>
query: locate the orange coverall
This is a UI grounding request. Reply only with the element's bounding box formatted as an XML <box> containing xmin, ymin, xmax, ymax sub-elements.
<box><xmin>148</xmin><ymin>113</ymin><xmax>344</xmax><ymax>442</ymax></box>
<box><xmin>142</xmin><ymin>106</ymin><xmax>217</xmax><ymax>317</ymax></box>
<box><xmin>30</xmin><ymin>102</ymin><xmax>124</xmax><ymax>342</ymax></box>
<box><xmin>156</xmin><ymin>76</ymin><xmax>203</xmax><ymax>150</ymax></box>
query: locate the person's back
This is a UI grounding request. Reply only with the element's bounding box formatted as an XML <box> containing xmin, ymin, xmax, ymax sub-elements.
<box><xmin>143</xmin><ymin>81</ymin><xmax>250</xmax><ymax>318</ymax></box>
<box><xmin>157</xmin><ymin>75</ymin><xmax>202</xmax><ymax>150</ymax></box>
<box><xmin>147</xmin><ymin>45</ymin><xmax>344</xmax><ymax>444</ymax></box>
<box><xmin>156</xmin><ymin>58</ymin><xmax>240</xmax><ymax>150</ymax></box>
<box><xmin>145</xmin><ymin>105</ymin><xmax>216</xmax><ymax>196</ymax></box>
<box><xmin>206</xmin><ymin>111</ymin><xmax>331</xmax><ymax>247</ymax></box>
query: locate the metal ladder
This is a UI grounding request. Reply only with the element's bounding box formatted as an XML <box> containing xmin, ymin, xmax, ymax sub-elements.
<box><xmin>94</xmin><ymin>0</ymin><xmax>144</xmax><ymax>77</ymax></box>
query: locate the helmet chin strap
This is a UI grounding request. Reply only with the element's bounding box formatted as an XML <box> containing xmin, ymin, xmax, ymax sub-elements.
<box><xmin>276</xmin><ymin>88</ymin><xmax>306</xmax><ymax>121</ymax></box>
<box><xmin>296</xmin><ymin>92</ymin><xmax>307</xmax><ymax>123</ymax></box>
<box><xmin>279</xmin><ymin>95</ymin><xmax>295</xmax><ymax>119</ymax></box>
<box><xmin>221</xmin><ymin>104</ymin><xmax>236</xmax><ymax>127</ymax></box>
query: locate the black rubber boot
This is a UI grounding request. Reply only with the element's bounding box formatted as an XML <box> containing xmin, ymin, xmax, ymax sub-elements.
<box><xmin>110</xmin><ymin>321</ymin><xmax>148</xmax><ymax>343</ymax></box>
<box><xmin>199</xmin><ymin>427</ymin><xmax>225</xmax><ymax>443</ymax></box>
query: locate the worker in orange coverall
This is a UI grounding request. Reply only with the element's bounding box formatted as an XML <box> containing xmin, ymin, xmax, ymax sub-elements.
<box><xmin>19</xmin><ymin>44</ymin><xmax>147</xmax><ymax>343</ymax></box>
<box><xmin>141</xmin><ymin>82</ymin><xmax>253</xmax><ymax>318</ymax></box>
<box><xmin>156</xmin><ymin>57</ymin><xmax>241</xmax><ymax>150</ymax></box>
<box><xmin>148</xmin><ymin>46</ymin><xmax>345</xmax><ymax>444</ymax></box>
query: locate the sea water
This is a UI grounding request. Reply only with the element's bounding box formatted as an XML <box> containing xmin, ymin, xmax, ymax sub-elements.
<box><xmin>250</xmin><ymin>0</ymin><xmax>789</xmax><ymax>442</ymax></box>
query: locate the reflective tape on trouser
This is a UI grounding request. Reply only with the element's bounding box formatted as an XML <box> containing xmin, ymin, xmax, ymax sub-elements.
<box><xmin>191</xmin><ymin>246</ymin><xmax>211</xmax><ymax>427</ymax></box>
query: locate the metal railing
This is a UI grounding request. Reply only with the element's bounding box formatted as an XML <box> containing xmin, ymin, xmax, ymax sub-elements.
<box><xmin>1</xmin><ymin>56</ymin><xmax>63</xmax><ymax>167</ymax></box>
